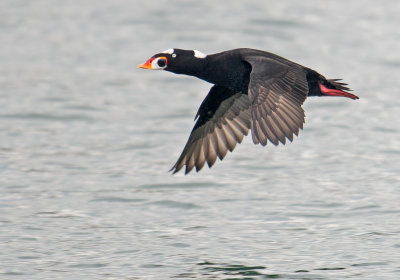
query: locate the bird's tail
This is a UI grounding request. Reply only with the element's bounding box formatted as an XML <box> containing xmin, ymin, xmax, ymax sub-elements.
<box><xmin>320</xmin><ymin>79</ymin><xmax>359</xmax><ymax>100</ymax></box>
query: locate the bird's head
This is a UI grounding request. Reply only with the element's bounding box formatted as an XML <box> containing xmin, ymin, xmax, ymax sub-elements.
<box><xmin>137</xmin><ymin>48</ymin><xmax>207</xmax><ymax>75</ymax></box>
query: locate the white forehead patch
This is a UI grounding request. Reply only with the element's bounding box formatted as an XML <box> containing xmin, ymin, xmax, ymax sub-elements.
<box><xmin>162</xmin><ymin>48</ymin><xmax>174</xmax><ymax>54</ymax></box>
<box><xmin>194</xmin><ymin>50</ymin><xmax>207</xmax><ymax>58</ymax></box>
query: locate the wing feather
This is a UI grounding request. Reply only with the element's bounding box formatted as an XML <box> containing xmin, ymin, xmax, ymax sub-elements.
<box><xmin>245</xmin><ymin>56</ymin><xmax>309</xmax><ymax>146</ymax></box>
<box><xmin>170</xmin><ymin>85</ymin><xmax>251</xmax><ymax>174</ymax></box>
<box><xmin>215</xmin><ymin>127</ymin><xmax>228</xmax><ymax>160</ymax></box>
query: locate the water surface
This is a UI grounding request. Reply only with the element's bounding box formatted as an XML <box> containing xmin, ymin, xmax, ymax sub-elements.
<box><xmin>1</xmin><ymin>0</ymin><xmax>399</xmax><ymax>279</ymax></box>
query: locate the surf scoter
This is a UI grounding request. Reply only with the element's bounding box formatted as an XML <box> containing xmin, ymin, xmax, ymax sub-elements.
<box><xmin>138</xmin><ymin>48</ymin><xmax>358</xmax><ymax>174</ymax></box>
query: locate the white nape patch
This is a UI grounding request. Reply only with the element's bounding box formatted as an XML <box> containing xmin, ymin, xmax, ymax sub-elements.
<box><xmin>193</xmin><ymin>50</ymin><xmax>207</xmax><ymax>58</ymax></box>
<box><xmin>162</xmin><ymin>48</ymin><xmax>174</xmax><ymax>54</ymax></box>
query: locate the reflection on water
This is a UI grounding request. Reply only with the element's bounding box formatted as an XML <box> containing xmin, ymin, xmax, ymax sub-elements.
<box><xmin>197</xmin><ymin>262</ymin><xmax>268</xmax><ymax>279</ymax></box>
<box><xmin>183</xmin><ymin>261</ymin><xmax>347</xmax><ymax>279</ymax></box>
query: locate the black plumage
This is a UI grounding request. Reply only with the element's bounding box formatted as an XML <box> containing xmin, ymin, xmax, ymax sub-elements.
<box><xmin>138</xmin><ymin>48</ymin><xmax>359</xmax><ymax>174</ymax></box>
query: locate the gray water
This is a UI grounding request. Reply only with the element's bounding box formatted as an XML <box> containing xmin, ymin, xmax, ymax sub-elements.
<box><xmin>1</xmin><ymin>0</ymin><xmax>400</xmax><ymax>279</ymax></box>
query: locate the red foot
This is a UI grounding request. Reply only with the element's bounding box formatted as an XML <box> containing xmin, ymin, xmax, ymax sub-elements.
<box><xmin>318</xmin><ymin>82</ymin><xmax>359</xmax><ymax>100</ymax></box>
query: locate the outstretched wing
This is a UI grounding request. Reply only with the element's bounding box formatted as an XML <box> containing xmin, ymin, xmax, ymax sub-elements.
<box><xmin>245</xmin><ymin>56</ymin><xmax>309</xmax><ymax>146</ymax></box>
<box><xmin>170</xmin><ymin>85</ymin><xmax>251</xmax><ymax>174</ymax></box>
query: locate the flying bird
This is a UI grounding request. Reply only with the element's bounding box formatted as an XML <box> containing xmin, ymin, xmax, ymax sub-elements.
<box><xmin>138</xmin><ymin>48</ymin><xmax>358</xmax><ymax>174</ymax></box>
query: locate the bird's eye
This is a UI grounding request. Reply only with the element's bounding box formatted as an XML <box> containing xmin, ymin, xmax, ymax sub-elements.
<box><xmin>157</xmin><ymin>58</ymin><xmax>166</xmax><ymax>67</ymax></box>
<box><xmin>172</xmin><ymin>53</ymin><xmax>177</xmax><ymax>58</ymax></box>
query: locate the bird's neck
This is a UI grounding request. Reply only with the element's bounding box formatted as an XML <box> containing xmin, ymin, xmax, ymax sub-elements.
<box><xmin>168</xmin><ymin>58</ymin><xmax>209</xmax><ymax>78</ymax></box>
<box><xmin>166</xmin><ymin>52</ymin><xmax>251</xmax><ymax>93</ymax></box>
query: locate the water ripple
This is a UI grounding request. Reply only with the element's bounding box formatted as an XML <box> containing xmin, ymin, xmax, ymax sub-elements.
<box><xmin>146</xmin><ymin>200</ymin><xmax>202</xmax><ymax>209</ymax></box>
<box><xmin>0</xmin><ymin>113</ymin><xmax>93</xmax><ymax>122</ymax></box>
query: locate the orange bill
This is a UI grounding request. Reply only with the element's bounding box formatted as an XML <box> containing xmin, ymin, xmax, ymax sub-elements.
<box><xmin>137</xmin><ymin>57</ymin><xmax>155</xmax><ymax>69</ymax></box>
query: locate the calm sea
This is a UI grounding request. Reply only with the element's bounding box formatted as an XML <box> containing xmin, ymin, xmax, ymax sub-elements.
<box><xmin>1</xmin><ymin>0</ymin><xmax>399</xmax><ymax>279</ymax></box>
